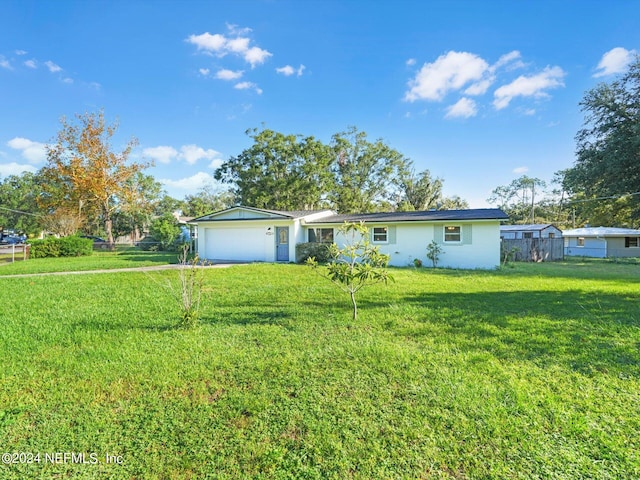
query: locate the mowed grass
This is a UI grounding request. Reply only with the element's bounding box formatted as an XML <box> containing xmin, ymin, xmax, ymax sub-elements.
<box><xmin>0</xmin><ymin>260</ymin><xmax>638</xmax><ymax>479</ymax></box>
<box><xmin>0</xmin><ymin>248</ymin><xmax>176</xmax><ymax>275</ymax></box>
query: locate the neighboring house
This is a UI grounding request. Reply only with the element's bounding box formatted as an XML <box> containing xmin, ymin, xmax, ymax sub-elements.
<box><xmin>563</xmin><ymin>227</ymin><xmax>640</xmax><ymax>258</ymax></box>
<box><xmin>191</xmin><ymin>206</ymin><xmax>509</xmax><ymax>269</ymax></box>
<box><xmin>500</xmin><ymin>224</ymin><xmax>562</xmax><ymax>239</ymax></box>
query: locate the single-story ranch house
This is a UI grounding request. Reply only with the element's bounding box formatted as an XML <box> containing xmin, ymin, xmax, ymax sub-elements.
<box><xmin>563</xmin><ymin>227</ymin><xmax>640</xmax><ymax>258</ymax></box>
<box><xmin>191</xmin><ymin>206</ymin><xmax>509</xmax><ymax>269</ymax></box>
<box><xmin>500</xmin><ymin>224</ymin><xmax>562</xmax><ymax>239</ymax></box>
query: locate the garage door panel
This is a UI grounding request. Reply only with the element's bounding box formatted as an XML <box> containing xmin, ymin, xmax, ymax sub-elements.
<box><xmin>205</xmin><ymin>227</ymin><xmax>265</xmax><ymax>261</ymax></box>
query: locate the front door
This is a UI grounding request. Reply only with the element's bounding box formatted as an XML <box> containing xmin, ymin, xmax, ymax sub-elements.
<box><xmin>276</xmin><ymin>227</ymin><xmax>289</xmax><ymax>261</ymax></box>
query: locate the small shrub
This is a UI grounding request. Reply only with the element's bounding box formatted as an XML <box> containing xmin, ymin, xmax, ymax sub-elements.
<box><xmin>150</xmin><ymin>214</ymin><xmax>181</xmax><ymax>251</ymax></box>
<box><xmin>29</xmin><ymin>236</ymin><xmax>93</xmax><ymax>258</ymax></box>
<box><xmin>413</xmin><ymin>258</ymin><xmax>422</xmax><ymax>268</ymax></box>
<box><xmin>296</xmin><ymin>242</ymin><xmax>332</xmax><ymax>263</ymax></box>
<box><xmin>426</xmin><ymin>240</ymin><xmax>443</xmax><ymax>268</ymax></box>
<box><xmin>501</xmin><ymin>245</ymin><xmax>520</xmax><ymax>266</ymax></box>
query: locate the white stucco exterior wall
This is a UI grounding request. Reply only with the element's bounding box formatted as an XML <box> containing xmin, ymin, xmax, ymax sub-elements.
<box><xmin>328</xmin><ymin>220</ymin><xmax>501</xmax><ymax>269</ymax></box>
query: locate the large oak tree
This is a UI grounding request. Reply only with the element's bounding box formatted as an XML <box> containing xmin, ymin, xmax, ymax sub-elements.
<box><xmin>331</xmin><ymin>127</ymin><xmax>411</xmax><ymax>213</ymax></box>
<box><xmin>215</xmin><ymin>128</ymin><xmax>333</xmax><ymax>211</ymax></box>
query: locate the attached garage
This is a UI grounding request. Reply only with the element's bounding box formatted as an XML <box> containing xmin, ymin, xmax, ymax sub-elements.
<box><xmin>192</xmin><ymin>207</ymin><xmax>334</xmax><ymax>263</ymax></box>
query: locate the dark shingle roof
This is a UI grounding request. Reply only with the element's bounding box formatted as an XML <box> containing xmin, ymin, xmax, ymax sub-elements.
<box><xmin>307</xmin><ymin>209</ymin><xmax>509</xmax><ymax>224</ymax></box>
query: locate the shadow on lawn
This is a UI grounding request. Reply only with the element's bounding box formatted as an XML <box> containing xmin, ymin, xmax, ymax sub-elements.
<box><xmin>201</xmin><ymin>308</ymin><xmax>295</xmax><ymax>328</ymax></box>
<box><xmin>400</xmin><ymin>289</ymin><xmax>640</xmax><ymax>377</ymax></box>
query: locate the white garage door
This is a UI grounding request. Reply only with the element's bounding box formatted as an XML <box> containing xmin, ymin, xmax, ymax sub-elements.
<box><xmin>205</xmin><ymin>227</ymin><xmax>266</xmax><ymax>261</ymax></box>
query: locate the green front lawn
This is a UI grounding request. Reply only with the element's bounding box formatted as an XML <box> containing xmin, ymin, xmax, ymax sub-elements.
<box><xmin>0</xmin><ymin>248</ymin><xmax>176</xmax><ymax>275</ymax></box>
<box><xmin>1</xmin><ymin>261</ymin><xmax>638</xmax><ymax>478</ymax></box>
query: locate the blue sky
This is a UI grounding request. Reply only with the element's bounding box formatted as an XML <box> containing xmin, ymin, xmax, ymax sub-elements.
<box><xmin>1</xmin><ymin>0</ymin><xmax>639</xmax><ymax>208</ymax></box>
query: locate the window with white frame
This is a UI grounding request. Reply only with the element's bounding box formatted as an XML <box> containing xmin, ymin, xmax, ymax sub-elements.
<box><xmin>444</xmin><ymin>226</ymin><xmax>461</xmax><ymax>242</ymax></box>
<box><xmin>577</xmin><ymin>237</ymin><xmax>585</xmax><ymax>247</ymax></box>
<box><xmin>372</xmin><ymin>226</ymin><xmax>388</xmax><ymax>243</ymax></box>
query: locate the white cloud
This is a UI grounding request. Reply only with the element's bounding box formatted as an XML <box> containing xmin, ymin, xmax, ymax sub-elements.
<box><xmin>276</xmin><ymin>65</ymin><xmax>295</xmax><ymax>76</ymax></box>
<box><xmin>188</xmin><ymin>32</ymin><xmax>227</xmax><ymax>52</ymax></box>
<box><xmin>199</xmin><ymin>68</ymin><xmax>210</xmax><ymax>76</ymax></box>
<box><xmin>44</xmin><ymin>60</ymin><xmax>62</xmax><ymax>73</ymax></box>
<box><xmin>159</xmin><ymin>172</ymin><xmax>214</xmax><ymax>191</ymax></box>
<box><xmin>62</xmin><ymin>77</ymin><xmax>73</xmax><ymax>84</ymax></box>
<box><xmin>209</xmin><ymin>158</ymin><xmax>223</xmax><ymax>169</ymax></box>
<box><xmin>464</xmin><ymin>78</ymin><xmax>494</xmax><ymax>96</ymax></box>
<box><xmin>234</xmin><ymin>81</ymin><xmax>262</xmax><ymax>94</ymax></box>
<box><xmin>7</xmin><ymin>137</ymin><xmax>47</xmax><ymax>164</ymax></box>
<box><xmin>15</xmin><ymin>50</ymin><xmax>27</xmax><ymax>55</ymax></box>
<box><xmin>513</xmin><ymin>166</ymin><xmax>529</xmax><ymax>174</ymax></box>
<box><xmin>406</xmin><ymin>58</ymin><xmax>416</xmax><ymax>67</ymax></box>
<box><xmin>187</xmin><ymin>26</ymin><xmax>272</xmax><ymax>68</ymax></box>
<box><xmin>226</xmin><ymin>37</ymin><xmax>250</xmax><ymax>53</ymax></box>
<box><xmin>143</xmin><ymin>146</ymin><xmax>178</xmax><ymax>164</ymax></box>
<box><xmin>493</xmin><ymin>66</ymin><xmax>565</xmax><ymax>110</ymax></box>
<box><xmin>215</xmin><ymin>69</ymin><xmax>243</xmax><ymax>80</ymax></box>
<box><xmin>24</xmin><ymin>59</ymin><xmax>37</xmax><ymax>69</ymax></box>
<box><xmin>0</xmin><ymin>162</ymin><xmax>37</xmax><ymax>177</ymax></box>
<box><xmin>405</xmin><ymin>50</ymin><xmax>530</xmax><ymax>103</ymax></box>
<box><xmin>522</xmin><ymin>108</ymin><xmax>536</xmax><ymax>116</ymax></box>
<box><xmin>179</xmin><ymin>144</ymin><xmax>222</xmax><ymax>165</ymax></box>
<box><xmin>244</xmin><ymin>46</ymin><xmax>272</xmax><ymax>68</ymax></box>
<box><xmin>226</xmin><ymin>23</ymin><xmax>252</xmax><ymax>36</ymax></box>
<box><xmin>276</xmin><ymin>64</ymin><xmax>305</xmax><ymax>77</ymax></box>
<box><xmin>593</xmin><ymin>47</ymin><xmax>637</xmax><ymax>77</ymax></box>
<box><xmin>445</xmin><ymin>97</ymin><xmax>478</xmax><ymax>119</ymax></box>
<box><xmin>493</xmin><ymin>50</ymin><xmax>523</xmax><ymax>70</ymax></box>
<box><xmin>144</xmin><ymin>144</ymin><xmax>221</xmax><ymax>165</ymax></box>
<box><xmin>0</xmin><ymin>56</ymin><xmax>12</xmax><ymax>70</ymax></box>
<box><xmin>405</xmin><ymin>51</ymin><xmax>489</xmax><ymax>102</ymax></box>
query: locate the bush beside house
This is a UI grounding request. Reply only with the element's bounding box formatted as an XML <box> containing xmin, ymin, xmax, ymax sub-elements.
<box><xmin>296</xmin><ymin>242</ymin><xmax>332</xmax><ymax>263</ymax></box>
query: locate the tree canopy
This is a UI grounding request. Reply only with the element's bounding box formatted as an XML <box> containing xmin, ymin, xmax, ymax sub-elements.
<box><xmin>40</xmin><ymin>110</ymin><xmax>150</xmax><ymax>242</ymax></box>
<box><xmin>214</xmin><ymin>126</ymin><xmax>456</xmax><ymax>214</ymax></box>
<box><xmin>487</xmin><ymin>175</ymin><xmax>547</xmax><ymax>224</ymax></box>
<box><xmin>183</xmin><ymin>185</ymin><xmax>235</xmax><ymax>218</ymax></box>
<box><xmin>561</xmin><ymin>57</ymin><xmax>640</xmax><ymax>227</ymax></box>
<box><xmin>0</xmin><ymin>172</ymin><xmax>44</xmax><ymax>236</ymax></box>
<box><xmin>331</xmin><ymin>127</ymin><xmax>411</xmax><ymax>213</ymax></box>
<box><xmin>214</xmin><ymin>128</ymin><xmax>333</xmax><ymax>211</ymax></box>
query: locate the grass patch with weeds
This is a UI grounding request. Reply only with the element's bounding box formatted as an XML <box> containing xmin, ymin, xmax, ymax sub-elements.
<box><xmin>0</xmin><ymin>260</ymin><xmax>638</xmax><ymax>478</ymax></box>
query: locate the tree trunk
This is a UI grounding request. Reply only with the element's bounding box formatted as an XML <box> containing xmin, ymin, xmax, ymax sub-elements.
<box><xmin>104</xmin><ymin>215</ymin><xmax>114</xmax><ymax>247</ymax></box>
<box><xmin>350</xmin><ymin>291</ymin><xmax>358</xmax><ymax>320</ymax></box>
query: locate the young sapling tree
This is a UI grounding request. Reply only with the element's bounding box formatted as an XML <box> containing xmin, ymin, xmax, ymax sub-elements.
<box><xmin>306</xmin><ymin>222</ymin><xmax>392</xmax><ymax>320</ymax></box>
<box><xmin>426</xmin><ymin>240</ymin><xmax>443</xmax><ymax>268</ymax></box>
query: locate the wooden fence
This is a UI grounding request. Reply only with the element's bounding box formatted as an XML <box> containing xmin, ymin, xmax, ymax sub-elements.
<box><xmin>501</xmin><ymin>238</ymin><xmax>564</xmax><ymax>262</ymax></box>
<box><xmin>0</xmin><ymin>244</ymin><xmax>30</xmax><ymax>264</ymax></box>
